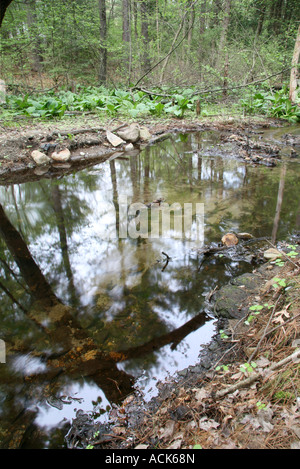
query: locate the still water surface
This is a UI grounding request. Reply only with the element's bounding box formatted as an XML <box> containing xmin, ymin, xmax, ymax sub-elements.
<box><xmin>0</xmin><ymin>128</ymin><xmax>299</xmax><ymax>448</ymax></box>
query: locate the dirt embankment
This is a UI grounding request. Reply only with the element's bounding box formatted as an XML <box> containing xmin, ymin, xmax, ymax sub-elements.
<box><xmin>0</xmin><ymin>115</ymin><xmax>297</xmax><ymax>185</ymax></box>
<box><xmin>66</xmin><ymin>239</ymin><xmax>300</xmax><ymax>450</ymax></box>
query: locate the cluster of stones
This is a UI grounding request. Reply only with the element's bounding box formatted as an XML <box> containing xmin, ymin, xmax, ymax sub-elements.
<box><xmin>105</xmin><ymin>123</ymin><xmax>152</xmax><ymax>149</ymax></box>
<box><xmin>30</xmin><ymin>123</ymin><xmax>152</xmax><ymax>166</ymax></box>
<box><xmin>31</xmin><ymin>148</ymin><xmax>71</xmax><ymax>165</ymax></box>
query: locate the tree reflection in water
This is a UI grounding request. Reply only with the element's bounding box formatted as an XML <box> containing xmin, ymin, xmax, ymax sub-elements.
<box><xmin>0</xmin><ymin>131</ymin><xmax>299</xmax><ymax>448</ymax></box>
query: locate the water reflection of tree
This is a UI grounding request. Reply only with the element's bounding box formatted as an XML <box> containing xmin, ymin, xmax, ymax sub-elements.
<box><xmin>51</xmin><ymin>185</ymin><xmax>78</xmax><ymax>307</ymax></box>
<box><xmin>235</xmin><ymin>164</ymin><xmax>299</xmax><ymax>239</ymax></box>
<box><xmin>1</xmin><ymin>131</ymin><xmax>297</xmax><ymax>447</ymax></box>
<box><xmin>272</xmin><ymin>164</ymin><xmax>286</xmax><ymax>243</ymax></box>
<box><xmin>0</xmin><ymin>201</ymin><xmax>209</xmax><ymax>448</ymax></box>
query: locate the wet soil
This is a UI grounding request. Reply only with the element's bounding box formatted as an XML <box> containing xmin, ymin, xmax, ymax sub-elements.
<box><xmin>1</xmin><ymin>115</ymin><xmax>298</xmax><ymax>185</ymax></box>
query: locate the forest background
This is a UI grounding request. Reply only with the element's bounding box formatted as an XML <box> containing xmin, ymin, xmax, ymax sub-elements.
<box><xmin>0</xmin><ymin>0</ymin><xmax>299</xmax><ymax>122</ymax></box>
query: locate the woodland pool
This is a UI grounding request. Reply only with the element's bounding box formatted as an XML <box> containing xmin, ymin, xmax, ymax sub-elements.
<box><xmin>0</xmin><ymin>126</ymin><xmax>299</xmax><ymax>448</ymax></box>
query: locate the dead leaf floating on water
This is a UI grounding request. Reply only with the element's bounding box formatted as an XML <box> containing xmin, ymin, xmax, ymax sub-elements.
<box><xmin>221</xmin><ymin>233</ymin><xmax>239</xmax><ymax>246</ymax></box>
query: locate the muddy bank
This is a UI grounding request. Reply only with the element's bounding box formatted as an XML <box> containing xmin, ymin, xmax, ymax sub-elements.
<box><xmin>65</xmin><ymin>238</ymin><xmax>300</xmax><ymax>450</ymax></box>
<box><xmin>0</xmin><ymin>116</ymin><xmax>298</xmax><ymax>185</ymax></box>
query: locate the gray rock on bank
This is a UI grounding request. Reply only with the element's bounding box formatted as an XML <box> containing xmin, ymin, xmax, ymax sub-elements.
<box><xmin>213</xmin><ymin>271</ymin><xmax>267</xmax><ymax>319</ymax></box>
<box><xmin>117</xmin><ymin>123</ymin><xmax>140</xmax><ymax>143</ymax></box>
<box><xmin>31</xmin><ymin>150</ymin><xmax>52</xmax><ymax>165</ymax></box>
<box><xmin>107</xmin><ymin>124</ymin><xmax>152</xmax><ymax>147</ymax></box>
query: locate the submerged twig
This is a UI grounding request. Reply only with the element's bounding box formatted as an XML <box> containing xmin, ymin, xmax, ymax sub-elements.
<box><xmin>161</xmin><ymin>252</ymin><xmax>171</xmax><ymax>272</ymax></box>
<box><xmin>162</xmin><ymin>251</ymin><xmax>171</xmax><ymax>261</ymax></box>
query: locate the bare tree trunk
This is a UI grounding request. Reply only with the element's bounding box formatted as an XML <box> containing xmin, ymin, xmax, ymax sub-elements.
<box><xmin>159</xmin><ymin>2</ymin><xmax>196</xmax><ymax>84</ymax></box>
<box><xmin>0</xmin><ymin>80</ymin><xmax>6</xmax><ymax>104</ymax></box>
<box><xmin>122</xmin><ymin>0</ymin><xmax>132</xmax><ymax>81</ymax></box>
<box><xmin>289</xmin><ymin>23</ymin><xmax>300</xmax><ymax>104</ymax></box>
<box><xmin>25</xmin><ymin>0</ymin><xmax>43</xmax><ymax>73</ymax></box>
<box><xmin>98</xmin><ymin>0</ymin><xmax>107</xmax><ymax>85</ymax></box>
<box><xmin>244</xmin><ymin>0</ymin><xmax>266</xmax><ymax>84</ymax></box>
<box><xmin>273</xmin><ymin>0</ymin><xmax>284</xmax><ymax>34</ymax></box>
<box><xmin>133</xmin><ymin>0</ymin><xmax>138</xmax><ymax>38</ymax></box>
<box><xmin>223</xmin><ymin>52</ymin><xmax>229</xmax><ymax>98</ymax></box>
<box><xmin>198</xmin><ymin>0</ymin><xmax>207</xmax><ymax>81</ymax></box>
<box><xmin>140</xmin><ymin>0</ymin><xmax>151</xmax><ymax>76</ymax></box>
<box><xmin>123</xmin><ymin>0</ymin><xmax>130</xmax><ymax>42</ymax></box>
<box><xmin>216</xmin><ymin>0</ymin><xmax>231</xmax><ymax>70</ymax></box>
<box><xmin>255</xmin><ymin>0</ymin><xmax>266</xmax><ymax>39</ymax></box>
<box><xmin>185</xmin><ymin>0</ymin><xmax>195</xmax><ymax>52</ymax></box>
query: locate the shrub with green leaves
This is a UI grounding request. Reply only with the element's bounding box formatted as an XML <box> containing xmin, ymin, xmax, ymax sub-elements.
<box><xmin>2</xmin><ymin>86</ymin><xmax>201</xmax><ymax>120</ymax></box>
<box><xmin>241</xmin><ymin>86</ymin><xmax>300</xmax><ymax>123</ymax></box>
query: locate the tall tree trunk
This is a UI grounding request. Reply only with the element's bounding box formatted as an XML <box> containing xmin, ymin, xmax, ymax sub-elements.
<box><xmin>255</xmin><ymin>0</ymin><xmax>266</xmax><ymax>39</ymax></box>
<box><xmin>98</xmin><ymin>0</ymin><xmax>107</xmax><ymax>85</ymax></box>
<box><xmin>273</xmin><ymin>0</ymin><xmax>284</xmax><ymax>34</ymax></box>
<box><xmin>223</xmin><ymin>52</ymin><xmax>229</xmax><ymax>98</ymax></box>
<box><xmin>26</xmin><ymin>0</ymin><xmax>43</xmax><ymax>73</ymax></box>
<box><xmin>159</xmin><ymin>1</ymin><xmax>197</xmax><ymax>84</ymax></box>
<box><xmin>244</xmin><ymin>1</ymin><xmax>266</xmax><ymax>84</ymax></box>
<box><xmin>140</xmin><ymin>0</ymin><xmax>151</xmax><ymax>75</ymax></box>
<box><xmin>185</xmin><ymin>0</ymin><xmax>195</xmax><ymax>52</ymax></box>
<box><xmin>133</xmin><ymin>0</ymin><xmax>138</xmax><ymax>38</ymax></box>
<box><xmin>122</xmin><ymin>0</ymin><xmax>131</xmax><ymax>79</ymax></box>
<box><xmin>123</xmin><ymin>0</ymin><xmax>130</xmax><ymax>42</ymax></box>
<box><xmin>289</xmin><ymin>23</ymin><xmax>300</xmax><ymax>104</ymax></box>
<box><xmin>198</xmin><ymin>0</ymin><xmax>207</xmax><ymax>81</ymax></box>
<box><xmin>216</xmin><ymin>0</ymin><xmax>231</xmax><ymax>69</ymax></box>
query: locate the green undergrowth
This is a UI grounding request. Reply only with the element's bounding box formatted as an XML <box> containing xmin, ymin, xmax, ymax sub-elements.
<box><xmin>240</xmin><ymin>85</ymin><xmax>300</xmax><ymax>123</ymax></box>
<box><xmin>1</xmin><ymin>83</ymin><xmax>299</xmax><ymax>124</ymax></box>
